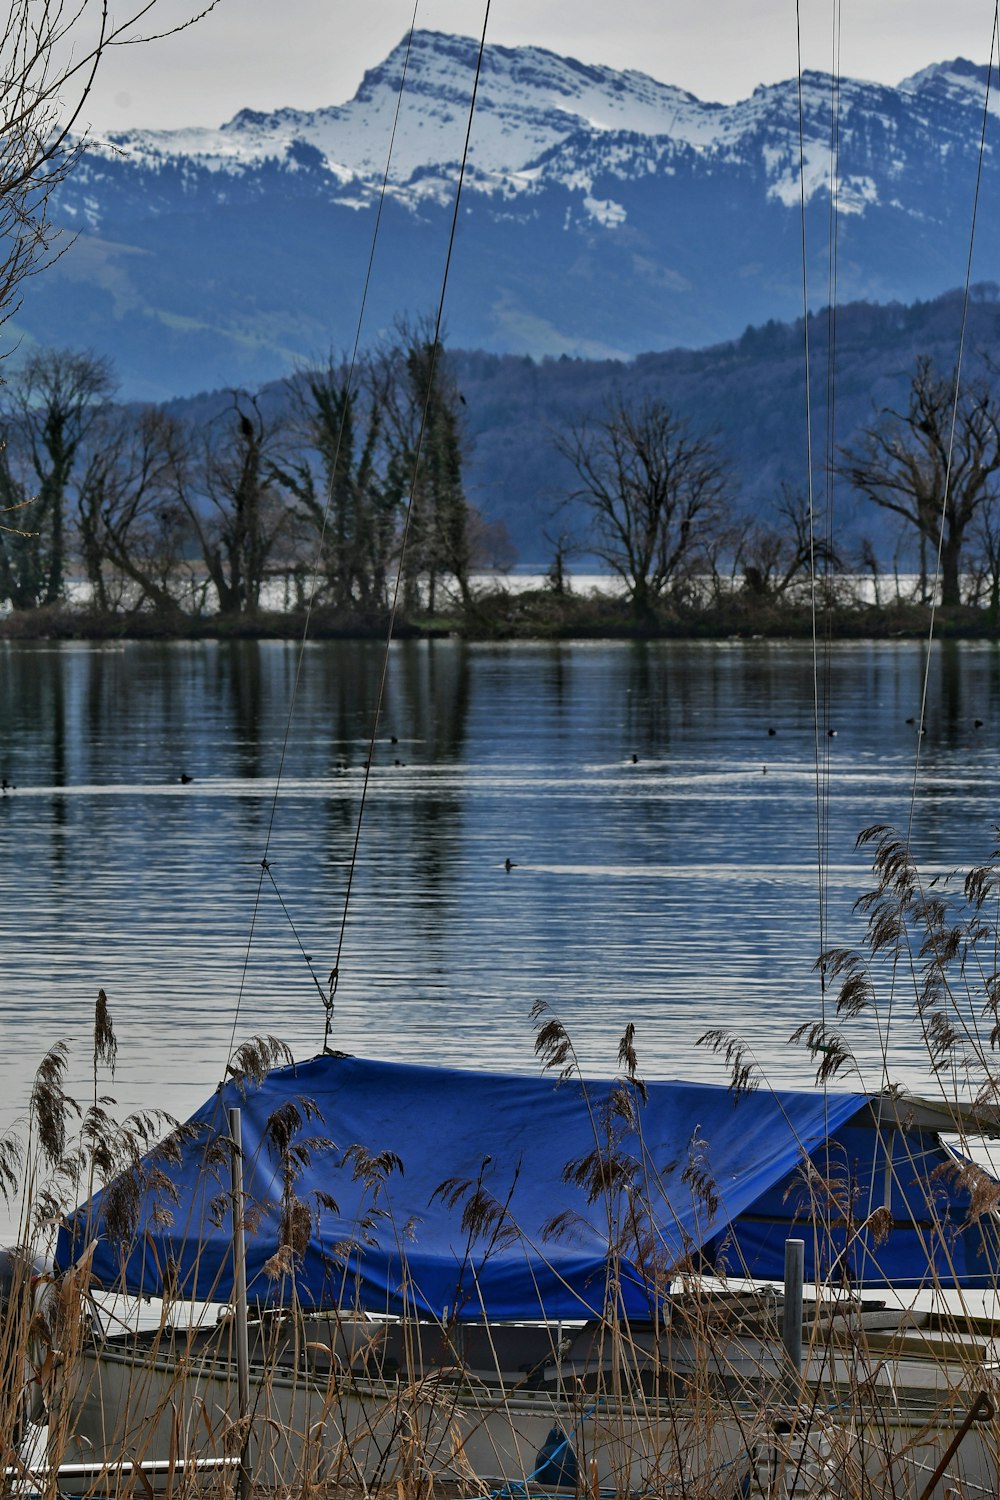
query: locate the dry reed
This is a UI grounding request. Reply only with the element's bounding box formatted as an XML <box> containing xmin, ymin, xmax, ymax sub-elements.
<box><xmin>4</xmin><ymin>833</ymin><xmax>1000</xmax><ymax>1500</ymax></box>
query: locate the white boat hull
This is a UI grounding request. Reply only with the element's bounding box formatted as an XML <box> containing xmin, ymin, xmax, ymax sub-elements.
<box><xmin>47</xmin><ymin>1323</ymin><xmax>1000</xmax><ymax>1498</ymax></box>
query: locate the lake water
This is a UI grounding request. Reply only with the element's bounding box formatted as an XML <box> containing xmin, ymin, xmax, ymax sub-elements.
<box><xmin>1</xmin><ymin>636</ymin><xmax>999</xmax><ymax>1209</ymax></box>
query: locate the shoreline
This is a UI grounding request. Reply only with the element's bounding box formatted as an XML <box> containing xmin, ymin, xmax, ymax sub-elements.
<box><xmin>2</xmin><ymin>595</ymin><xmax>999</xmax><ymax>644</ymax></box>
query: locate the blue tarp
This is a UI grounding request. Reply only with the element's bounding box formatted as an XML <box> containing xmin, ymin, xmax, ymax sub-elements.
<box><xmin>714</xmin><ymin>1121</ymin><xmax>1000</xmax><ymax>1288</ymax></box>
<box><xmin>57</xmin><ymin>1055</ymin><xmax>1000</xmax><ymax>1317</ymax></box>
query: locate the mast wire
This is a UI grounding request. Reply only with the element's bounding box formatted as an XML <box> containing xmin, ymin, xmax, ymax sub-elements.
<box><xmin>225</xmin><ymin>7</ymin><xmax>424</xmax><ymax>1064</ymax></box>
<box><xmin>796</xmin><ymin>0</ymin><xmax>835</xmax><ymax>1070</ymax></box>
<box><xmin>323</xmin><ymin>0</ymin><xmax>494</xmax><ymax>1051</ymax></box>
<box><xmin>906</xmin><ymin>16</ymin><xmax>998</xmax><ymax>837</ymax></box>
<box><xmin>817</xmin><ymin>0</ymin><xmax>841</xmax><ymax>1000</ymax></box>
<box><xmin>879</xmin><ymin>7</ymin><xmax>1000</xmax><ymax>1098</ymax></box>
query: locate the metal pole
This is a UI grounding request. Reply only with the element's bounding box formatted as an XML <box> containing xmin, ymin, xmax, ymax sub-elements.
<box><xmin>782</xmin><ymin>1237</ymin><xmax>804</xmax><ymax>1379</ymax></box>
<box><xmin>228</xmin><ymin>1106</ymin><xmax>252</xmax><ymax>1500</ymax></box>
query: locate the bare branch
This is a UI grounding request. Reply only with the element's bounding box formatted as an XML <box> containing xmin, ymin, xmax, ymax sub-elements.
<box><xmin>554</xmin><ymin>394</ymin><xmax>730</xmax><ymax>612</ymax></box>
<box><xmin>840</xmin><ymin>356</ymin><xmax>1000</xmax><ymax>606</ymax></box>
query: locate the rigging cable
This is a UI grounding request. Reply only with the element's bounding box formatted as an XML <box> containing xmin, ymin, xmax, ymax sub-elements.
<box><xmin>847</xmin><ymin>16</ymin><xmax>1000</xmax><ymax>1271</ymax></box>
<box><xmin>323</xmin><ymin>0</ymin><xmax>494</xmax><ymax>1051</ymax></box>
<box><xmin>818</xmin><ymin>0</ymin><xmax>842</xmax><ymax>996</ymax></box>
<box><xmin>907</xmin><ymin>19</ymin><xmax>998</xmax><ymax>826</ymax></box>
<box><xmin>877</xmin><ymin>7</ymin><xmax>1000</xmax><ymax>1101</ymax></box>
<box><xmin>224</xmin><ymin>7</ymin><xmax>423</xmax><ymax>1064</ymax></box>
<box><xmin>796</xmin><ymin>0</ymin><xmax>835</xmax><ymax>1068</ymax></box>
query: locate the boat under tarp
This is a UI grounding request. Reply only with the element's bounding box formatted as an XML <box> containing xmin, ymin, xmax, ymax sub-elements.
<box><xmin>57</xmin><ymin>1054</ymin><xmax>1000</xmax><ymax>1318</ymax></box>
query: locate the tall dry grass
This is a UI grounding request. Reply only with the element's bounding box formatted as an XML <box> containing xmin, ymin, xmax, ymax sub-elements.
<box><xmin>4</xmin><ymin>826</ymin><xmax>1000</xmax><ymax>1497</ymax></box>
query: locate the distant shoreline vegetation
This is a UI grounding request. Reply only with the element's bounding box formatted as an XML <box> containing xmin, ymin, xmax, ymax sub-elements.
<box><xmin>5</xmin><ymin>331</ymin><xmax>1000</xmax><ymax>641</ymax></box>
<box><xmin>2</xmin><ymin>577</ymin><xmax>998</xmax><ymax>643</ymax></box>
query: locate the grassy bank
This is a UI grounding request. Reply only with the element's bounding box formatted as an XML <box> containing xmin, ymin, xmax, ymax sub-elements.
<box><xmin>2</xmin><ymin>590</ymin><xmax>999</xmax><ymax>643</ymax></box>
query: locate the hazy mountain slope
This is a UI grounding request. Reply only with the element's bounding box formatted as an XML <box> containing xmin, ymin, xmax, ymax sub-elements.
<box><xmin>162</xmin><ymin>287</ymin><xmax>1000</xmax><ymax>568</ymax></box>
<box><xmin>449</xmin><ymin>287</ymin><xmax>1000</xmax><ymax>565</ymax></box>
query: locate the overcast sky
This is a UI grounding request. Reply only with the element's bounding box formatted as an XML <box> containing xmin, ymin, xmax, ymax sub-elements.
<box><xmin>80</xmin><ymin>0</ymin><xmax>999</xmax><ymax>135</ymax></box>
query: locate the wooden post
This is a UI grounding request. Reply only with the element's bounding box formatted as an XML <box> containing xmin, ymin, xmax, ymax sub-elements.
<box><xmin>782</xmin><ymin>1238</ymin><xmax>804</xmax><ymax>1380</ymax></box>
<box><xmin>228</xmin><ymin>1107</ymin><xmax>252</xmax><ymax>1500</ymax></box>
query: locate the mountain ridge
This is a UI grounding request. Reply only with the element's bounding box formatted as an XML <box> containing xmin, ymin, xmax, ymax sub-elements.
<box><xmin>11</xmin><ymin>33</ymin><xmax>1000</xmax><ymax>399</ymax></box>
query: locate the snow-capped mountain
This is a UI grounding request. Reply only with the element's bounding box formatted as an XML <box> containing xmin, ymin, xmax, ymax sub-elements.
<box><xmin>20</xmin><ymin>33</ymin><xmax>1000</xmax><ymax>399</ymax></box>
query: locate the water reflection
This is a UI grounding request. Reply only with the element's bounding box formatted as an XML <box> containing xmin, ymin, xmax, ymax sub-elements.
<box><xmin>1</xmin><ymin>638</ymin><xmax>1000</xmax><ymax>1177</ymax></box>
<box><xmin>216</xmin><ymin>643</ymin><xmax>267</xmax><ymax>781</ymax></box>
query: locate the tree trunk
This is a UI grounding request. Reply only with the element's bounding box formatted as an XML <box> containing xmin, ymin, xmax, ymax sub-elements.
<box><xmin>630</xmin><ymin>575</ymin><xmax>651</xmax><ymax>619</ymax></box>
<box><xmin>940</xmin><ymin>533</ymin><xmax>963</xmax><ymax>608</ymax></box>
<box><xmin>44</xmin><ymin>480</ymin><xmax>64</xmax><ymax>604</ymax></box>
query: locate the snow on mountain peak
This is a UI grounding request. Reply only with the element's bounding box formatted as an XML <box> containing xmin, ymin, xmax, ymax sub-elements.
<box><xmin>85</xmin><ymin>29</ymin><xmax>726</xmax><ymax>189</ymax></box>
<box><xmin>43</xmin><ymin>29</ymin><xmax>1000</xmax><ymax>404</ymax></box>
<box><xmin>77</xmin><ymin>33</ymin><xmax>1000</xmax><ymax>225</ymax></box>
<box><xmin>898</xmin><ymin>57</ymin><xmax>1000</xmax><ymax>115</ymax></box>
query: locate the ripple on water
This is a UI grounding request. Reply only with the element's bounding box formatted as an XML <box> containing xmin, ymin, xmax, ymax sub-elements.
<box><xmin>0</xmin><ymin>637</ymin><xmax>997</xmax><ymax>1240</ymax></box>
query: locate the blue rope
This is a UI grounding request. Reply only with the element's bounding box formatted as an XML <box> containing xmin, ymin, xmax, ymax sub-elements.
<box><xmin>488</xmin><ymin>1402</ymin><xmax>598</xmax><ymax>1497</ymax></box>
<box><xmin>488</xmin><ymin>1418</ymin><xmax>769</xmax><ymax>1500</ymax></box>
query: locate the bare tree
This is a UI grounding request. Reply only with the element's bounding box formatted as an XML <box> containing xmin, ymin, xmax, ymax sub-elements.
<box><xmin>405</xmin><ymin>334</ymin><xmax>470</xmax><ymax>610</ymax></box>
<box><xmin>378</xmin><ymin>321</ymin><xmax>472</xmax><ymax>615</ymax></box>
<box><xmin>738</xmin><ymin>486</ymin><xmax>840</xmax><ymax>600</ymax></box>
<box><xmin>967</xmin><ymin>493</ymin><xmax>1000</xmax><ymax>624</ymax></box>
<box><xmin>75</xmin><ymin>406</ymin><xmax>193</xmax><ymax>614</ymax></box>
<box><xmin>181</xmin><ymin>394</ymin><xmax>293</xmax><ymax>616</ymax></box>
<box><xmin>841</xmin><ymin>356</ymin><xmax>1000</xmax><ymax>608</ymax></box>
<box><xmin>0</xmin><ymin>437</ymin><xmax>34</xmax><ymax>607</ymax></box>
<box><xmin>280</xmin><ymin>358</ymin><xmax>397</xmax><ymax>614</ymax></box>
<box><xmin>555</xmin><ymin>396</ymin><xmax>731</xmax><ymax>613</ymax></box>
<box><xmin>543</xmin><ymin>525</ymin><xmax>578</xmax><ymax>596</ymax></box>
<box><xmin>0</xmin><ymin>0</ymin><xmax>219</xmax><ymax>334</ymax></box>
<box><xmin>2</xmin><ymin>346</ymin><xmax>115</xmax><ymax>604</ymax></box>
<box><xmin>466</xmin><ymin>507</ymin><xmax>516</xmax><ymax>573</ymax></box>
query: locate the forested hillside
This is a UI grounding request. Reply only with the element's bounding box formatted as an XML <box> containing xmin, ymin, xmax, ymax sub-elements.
<box><xmin>165</xmin><ymin>286</ymin><xmax>1000</xmax><ymax>569</ymax></box>
<box><xmin>6</xmin><ymin>286</ymin><xmax>999</xmax><ymax>640</ymax></box>
<box><xmin>453</xmin><ymin>287</ymin><xmax>1000</xmax><ymax>566</ymax></box>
